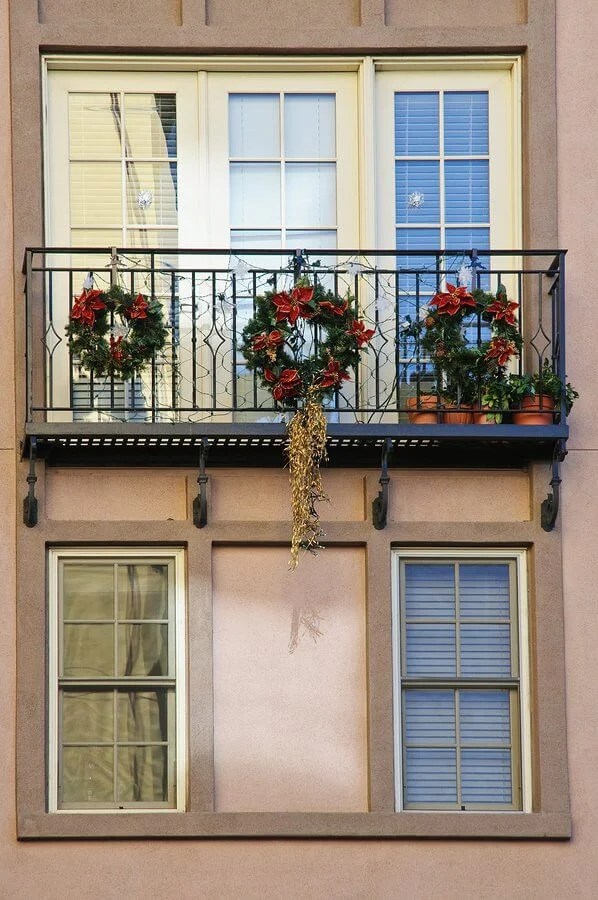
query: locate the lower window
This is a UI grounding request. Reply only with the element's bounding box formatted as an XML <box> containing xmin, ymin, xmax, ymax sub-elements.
<box><xmin>392</xmin><ymin>549</ymin><xmax>531</xmax><ymax>812</ymax></box>
<box><xmin>48</xmin><ymin>548</ymin><xmax>186</xmax><ymax>812</ymax></box>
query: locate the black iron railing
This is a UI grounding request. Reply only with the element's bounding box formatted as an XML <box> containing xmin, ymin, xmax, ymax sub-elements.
<box><xmin>24</xmin><ymin>247</ymin><xmax>567</xmax><ymax>431</ymax></box>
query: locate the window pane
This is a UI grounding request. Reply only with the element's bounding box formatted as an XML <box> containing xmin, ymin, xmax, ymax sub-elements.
<box><xmin>117</xmin><ymin>746</ymin><xmax>169</xmax><ymax>803</ymax></box>
<box><xmin>405</xmin><ymin>624</ymin><xmax>456</xmax><ymax>676</ymax></box>
<box><xmin>395</xmin><ymin>160</ymin><xmax>440</xmax><ymax>224</ymax></box>
<box><xmin>125</xmin><ymin>161</ymin><xmax>178</xmax><ymax>227</ymax></box>
<box><xmin>62</xmin><ymin>691</ymin><xmax>114</xmax><ymax>743</ymax></box>
<box><xmin>117</xmin><ymin>624</ymin><xmax>168</xmax><ymax>676</ymax></box>
<box><xmin>395</xmin><ymin>92</ymin><xmax>439</xmax><ymax>155</ymax></box>
<box><xmin>63</xmin><ymin>563</ymin><xmax>114</xmax><ymax>620</ymax></box>
<box><xmin>230</xmin><ymin>163</ymin><xmax>281</xmax><ymax>227</ymax></box>
<box><xmin>70</xmin><ymin>161</ymin><xmax>122</xmax><ymax>227</ymax></box>
<box><xmin>460</xmin><ymin>564</ymin><xmax>511</xmax><ymax>619</ymax></box>
<box><xmin>63</xmin><ymin>624</ymin><xmax>114</xmax><ymax>677</ymax></box>
<box><xmin>286</xmin><ymin>229</ymin><xmax>337</xmax><ymax>250</ymax></box>
<box><xmin>444</xmin><ymin>159</ymin><xmax>489</xmax><ymax>223</ymax></box>
<box><xmin>118</xmin><ymin>564</ymin><xmax>169</xmax><ymax>620</ymax></box>
<box><xmin>117</xmin><ymin>690</ymin><xmax>169</xmax><ymax>743</ymax></box>
<box><xmin>62</xmin><ymin>746</ymin><xmax>114</xmax><ymax>803</ymax></box>
<box><xmin>69</xmin><ymin>93</ymin><xmax>122</xmax><ymax>159</ymax></box>
<box><xmin>459</xmin><ymin>690</ymin><xmax>511</xmax><ymax>743</ymax></box>
<box><xmin>229</xmin><ymin>94</ymin><xmax>280</xmax><ymax>158</ymax></box>
<box><xmin>404</xmin><ymin>690</ymin><xmax>455</xmax><ymax>743</ymax></box>
<box><xmin>285</xmin><ymin>163</ymin><xmax>336</xmax><ymax>227</ymax></box>
<box><xmin>405</xmin><ymin>748</ymin><xmax>457</xmax><ymax>803</ymax></box>
<box><xmin>405</xmin><ymin>563</ymin><xmax>455</xmax><ymax>618</ymax></box>
<box><xmin>396</xmin><ymin>227</ymin><xmax>441</xmax><ymax>294</ymax></box>
<box><xmin>461</xmin><ymin>749</ymin><xmax>512</xmax><ymax>804</ymax></box>
<box><xmin>284</xmin><ymin>94</ymin><xmax>335</xmax><ymax>158</ymax></box>
<box><xmin>460</xmin><ymin>624</ymin><xmax>511</xmax><ymax>677</ymax></box>
<box><xmin>124</xmin><ymin>93</ymin><xmax>177</xmax><ymax>158</ymax></box>
<box><xmin>444</xmin><ymin>92</ymin><xmax>488</xmax><ymax>156</ymax></box>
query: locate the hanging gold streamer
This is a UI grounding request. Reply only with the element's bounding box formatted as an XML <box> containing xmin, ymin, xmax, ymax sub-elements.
<box><xmin>286</xmin><ymin>397</ymin><xmax>329</xmax><ymax>570</ymax></box>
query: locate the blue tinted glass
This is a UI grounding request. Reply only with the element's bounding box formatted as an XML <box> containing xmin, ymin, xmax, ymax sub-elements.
<box><xmin>396</xmin><ymin>227</ymin><xmax>441</xmax><ymax>294</ymax></box>
<box><xmin>445</xmin><ymin>228</ymin><xmax>490</xmax><ymax>290</ymax></box>
<box><xmin>444</xmin><ymin>92</ymin><xmax>489</xmax><ymax>156</ymax></box>
<box><xmin>395</xmin><ymin>92</ymin><xmax>439</xmax><ymax>155</ymax></box>
<box><xmin>396</xmin><ymin>161</ymin><xmax>440</xmax><ymax>224</ymax></box>
<box><xmin>445</xmin><ymin>160</ymin><xmax>489</xmax><ymax>223</ymax></box>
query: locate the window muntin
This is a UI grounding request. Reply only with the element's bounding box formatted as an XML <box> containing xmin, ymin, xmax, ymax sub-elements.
<box><xmin>394</xmin><ymin>553</ymin><xmax>526</xmax><ymax>811</ymax></box>
<box><xmin>49</xmin><ymin>549</ymin><xmax>186</xmax><ymax>812</ymax></box>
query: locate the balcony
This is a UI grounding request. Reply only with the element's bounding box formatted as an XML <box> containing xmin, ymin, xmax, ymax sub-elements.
<box><xmin>23</xmin><ymin>247</ymin><xmax>568</xmax><ymax>469</ymax></box>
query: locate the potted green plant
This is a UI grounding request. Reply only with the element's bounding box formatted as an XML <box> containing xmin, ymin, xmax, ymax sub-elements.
<box><xmin>510</xmin><ymin>360</ymin><xmax>578</xmax><ymax>424</ymax></box>
<box><xmin>474</xmin><ymin>375</ymin><xmax>512</xmax><ymax>424</ymax></box>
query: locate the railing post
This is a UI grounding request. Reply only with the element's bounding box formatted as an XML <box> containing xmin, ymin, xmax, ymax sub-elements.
<box><xmin>25</xmin><ymin>249</ymin><xmax>33</xmax><ymax>423</ymax></box>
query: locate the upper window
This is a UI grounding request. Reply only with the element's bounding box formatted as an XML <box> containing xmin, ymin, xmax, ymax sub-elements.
<box><xmin>48</xmin><ymin>548</ymin><xmax>186</xmax><ymax>812</ymax></box>
<box><xmin>392</xmin><ymin>549</ymin><xmax>530</xmax><ymax>812</ymax></box>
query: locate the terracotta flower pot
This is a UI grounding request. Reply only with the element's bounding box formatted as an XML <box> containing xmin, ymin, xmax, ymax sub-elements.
<box><xmin>442</xmin><ymin>403</ymin><xmax>474</xmax><ymax>425</ymax></box>
<box><xmin>406</xmin><ymin>395</ymin><xmax>442</xmax><ymax>424</ymax></box>
<box><xmin>473</xmin><ymin>405</ymin><xmax>502</xmax><ymax>425</ymax></box>
<box><xmin>512</xmin><ymin>394</ymin><xmax>555</xmax><ymax>425</ymax></box>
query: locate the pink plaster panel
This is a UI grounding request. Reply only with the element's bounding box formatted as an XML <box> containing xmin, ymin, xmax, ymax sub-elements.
<box><xmin>390</xmin><ymin>469</ymin><xmax>530</xmax><ymax>522</ymax></box>
<box><xmin>386</xmin><ymin>0</ymin><xmax>526</xmax><ymax>26</ymax></box>
<box><xmin>206</xmin><ymin>0</ymin><xmax>360</xmax><ymax>27</ymax></box>
<box><xmin>212</xmin><ymin>545</ymin><xmax>368</xmax><ymax>812</ymax></box>
<box><xmin>211</xmin><ymin>471</ymin><xmax>366</xmax><ymax>522</ymax></box>
<box><xmin>45</xmin><ymin>469</ymin><xmax>187</xmax><ymax>520</ymax></box>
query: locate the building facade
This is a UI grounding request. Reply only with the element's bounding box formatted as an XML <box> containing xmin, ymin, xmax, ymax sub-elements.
<box><xmin>1</xmin><ymin>0</ymin><xmax>598</xmax><ymax>894</ymax></box>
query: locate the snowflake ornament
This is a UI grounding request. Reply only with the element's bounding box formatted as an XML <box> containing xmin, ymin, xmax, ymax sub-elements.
<box><xmin>408</xmin><ymin>191</ymin><xmax>425</xmax><ymax>209</ymax></box>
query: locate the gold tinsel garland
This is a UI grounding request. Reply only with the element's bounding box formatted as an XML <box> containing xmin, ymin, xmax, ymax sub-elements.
<box><xmin>286</xmin><ymin>396</ymin><xmax>329</xmax><ymax>570</ymax></box>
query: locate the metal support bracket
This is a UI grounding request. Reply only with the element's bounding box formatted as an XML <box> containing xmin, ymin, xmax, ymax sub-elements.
<box><xmin>372</xmin><ymin>439</ymin><xmax>393</xmax><ymax>530</ymax></box>
<box><xmin>23</xmin><ymin>436</ymin><xmax>38</xmax><ymax>528</ymax></box>
<box><xmin>192</xmin><ymin>440</ymin><xmax>209</xmax><ymax>528</ymax></box>
<box><xmin>541</xmin><ymin>439</ymin><xmax>567</xmax><ymax>532</ymax></box>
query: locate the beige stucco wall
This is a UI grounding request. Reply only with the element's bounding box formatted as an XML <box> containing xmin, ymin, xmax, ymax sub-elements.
<box><xmin>1</xmin><ymin>0</ymin><xmax>598</xmax><ymax>896</ymax></box>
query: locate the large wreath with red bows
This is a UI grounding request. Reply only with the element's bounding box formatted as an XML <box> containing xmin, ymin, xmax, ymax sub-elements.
<box><xmin>240</xmin><ymin>281</ymin><xmax>374</xmax><ymax>406</ymax></box>
<box><xmin>66</xmin><ymin>284</ymin><xmax>168</xmax><ymax>380</ymax></box>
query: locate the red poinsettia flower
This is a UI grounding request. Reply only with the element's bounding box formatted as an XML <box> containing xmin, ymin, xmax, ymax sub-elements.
<box><xmin>251</xmin><ymin>330</ymin><xmax>284</xmax><ymax>352</ymax></box>
<box><xmin>346</xmin><ymin>319</ymin><xmax>375</xmax><ymax>347</ymax></box>
<box><xmin>70</xmin><ymin>288</ymin><xmax>106</xmax><ymax>327</ymax></box>
<box><xmin>125</xmin><ymin>293</ymin><xmax>149</xmax><ymax>320</ymax></box>
<box><xmin>485</xmin><ymin>337</ymin><xmax>518</xmax><ymax>367</ymax></box>
<box><xmin>264</xmin><ymin>367</ymin><xmax>302</xmax><ymax>401</ymax></box>
<box><xmin>271</xmin><ymin>287</ymin><xmax>315</xmax><ymax>325</ymax></box>
<box><xmin>429</xmin><ymin>283</ymin><xmax>476</xmax><ymax>317</ymax></box>
<box><xmin>317</xmin><ymin>359</ymin><xmax>351</xmax><ymax>389</ymax></box>
<box><xmin>319</xmin><ymin>298</ymin><xmax>349</xmax><ymax>317</ymax></box>
<box><xmin>109</xmin><ymin>335</ymin><xmax>126</xmax><ymax>364</ymax></box>
<box><xmin>486</xmin><ymin>297</ymin><xmax>519</xmax><ymax>326</ymax></box>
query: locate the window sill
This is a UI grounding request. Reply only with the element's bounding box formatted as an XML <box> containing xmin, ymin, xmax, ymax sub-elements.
<box><xmin>18</xmin><ymin>811</ymin><xmax>571</xmax><ymax>840</ymax></box>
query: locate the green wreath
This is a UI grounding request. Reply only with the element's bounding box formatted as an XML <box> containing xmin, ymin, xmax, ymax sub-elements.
<box><xmin>240</xmin><ymin>280</ymin><xmax>375</xmax><ymax>405</ymax></box>
<box><xmin>66</xmin><ymin>284</ymin><xmax>168</xmax><ymax>380</ymax></box>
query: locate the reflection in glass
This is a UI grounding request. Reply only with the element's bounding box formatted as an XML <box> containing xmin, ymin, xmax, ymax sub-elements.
<box><xmin>63</xmin><ymin>563</ymin><xmax>114</xmax><ymax>620</ymax></box>
<box><xmin>62</xmin><ymin>691</ymin><xmax>114</xmax><ymax>743</ymax></box>
<box><xmin>126</xmin><ymin>161</ymin><xmax>178</xmax><ymax>227</ymax></box>
<box><xmin>69</xmin><ymin>93</ymin><xmax>122</xmax><ymax>159</ymax></box>
<box><xmin>63</xmin><ymin>624</ymin><xmax>114</xmax><ymax>678</ymax></box>
<box><xmin>117</xmin><ymin>745</ymin><xmax>168</xmax><ymax>803</ymax></box>
<box><xmin>117</xmin><ymin>690</ymin><xmax>168</xmax><ymax>743</ymax></box>
<box><xmin>118</xmin><ymin>564</ymin><xmax>169</xmax><ymax>620</ymax></box>
<box><xmin>62</xmin><ymin>746</ymin><xmax>114</xmax><ymax>803</ymax></box>
<box><xmin>124</xmin><ymin>93</ymin><xmax>177</xmax><ymax>158</ymax></box>
<box><xmin>118</xmin><ymin>624</ymin><xmax>168</xmax><ymax>677</ymax></box>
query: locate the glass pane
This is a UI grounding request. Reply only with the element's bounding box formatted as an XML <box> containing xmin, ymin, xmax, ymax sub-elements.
<box><xmin>62</xmin><ymin>746</ymin><xmax>114</xmax><ymax>803</ymax></box>
<box><xmin>124</xmin><ymin>93</ymin><xmax>177</xmax><ymax>158</ymax></box>
<box><xmin>460</xmin><ymin>624</ymin><xmax>511</xmax><ymax>677</ymax></box>
<box><xmin>284</xmin><ymin>94</ymin><xmax>335</xmax><ymax>158</ymax></box>
<box><xmin>395</xmin><ymin>160</ymin><xmax>440</xmax><ymax>224</ymax></box>
<box><xmin>460</xmin><ymin>690</ymin><xmax>511</xmax><ymax>744</ymax></box>
<box><xmin>118</xmin><ymin>563</ymin><xmax>169</xmax><ymax>620</ymax></box>
<box><xmin>69</xmin><ymin>93</ymin><xmax>122</xmax><ymax>159</ymax></box>
<box><xmin>286</xmin><ymin>229</ymin><xmax>336</xmax><ymax>250</ymax></box>
<box><xmin>395</xmin><ymin>92</ymin><xmax>439</xmax><ymax>155</ymax></box>
<box><xmin>70</xmin><ymin>161</ymin><xmax>122</xmax><ymax>227</ymax></box>
<box><xmin>62</xmin><ymin>691</ymin><xmax>114</xmax><ymax>743</ymax></box>
<box><xmin>405</xmin><ymin>563</ymin><xmax>455</xmax><ymax>618</ymax></box>
<box><xmin>460</xmin><ymin>564</ymin><xmax>511</xmax><ymax>619</ymax></box>
<box><xmin>63</xmin><ymin>563</ymin><xmax>114</xmax><ymax>620</ymax></box>
<box><xmin>63</xmin><ymin>624</ymin><xmax>114</xmax><ymax>677</ymax></box>
<box><xmin>117</xmin><ymin>745</ymin><xmax>169</xmax><ymax>803</ymax></box>
<box><xmin>117</xmin><ymin>624</ymin><xmax>168</xmax><ymax>677</ymax></box>
<box><xmin>285</xmin><ymin>163</ymin><xmax>336</xmax><ymax>227</ymax></box>
<box><xmin>405</xmin><ymin>624</ymin><xmax>456</xmax><ymax>677</ymax></box>
<box><xmin>229</xmin><ymin>94</ymin><xmax>280</xmax><ymax>158</ymax></box>
<box><xmin>461</xmin><ymin>749</ymin><xmax>512</xmax><ymax>804</ymax></box>
<box><xmin>405</xmin><ymin>748</ymin><xmax>457</xmax><ymax>804</ymax></box>
<box><xmin>444</xmin><ymin>159</ymin><xmax>489</xmax><ymax>223</ymax></box>
<box><xmin>230</xmin><ymin>163</ymin><xmax>281</xmax><ymax>227</ymax></box>
<box><xmin>396</xmin><ymin>226</ymin><xmax>441</xmax><ymax>294</ymax></box>
<box><xmin>117</xmin><ymin>690</ymin><xmax>169</xmax><ymax>743</ymax></box>
<box><xmin>70</xmin><ymin>230</ymin><xmax>124</xmax><ymax>273</ymax></box>
<box><xmin>125</xmin><ymin>161</ymin><xmax>178</xmax><ymax>227</ymax></box>
<box><xmin>127</xmin><ymin>228</ymin><xmax>178</xmax><ymax>249</ymax></box>
<box><xmin>444</xmin><ymin>92</ymin><xmax>488</xmax><ymax>156</ymax></box>
<box><xmin>404</xmin><ymin>690</ymin><xmax>455</xmax><ymax>743</ymax></box>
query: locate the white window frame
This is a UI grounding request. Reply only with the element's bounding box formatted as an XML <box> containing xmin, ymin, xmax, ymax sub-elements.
<box><xmin>47</xmin><ymin>546</ymin><xmax>187</xmax><ymax>814</ymax></box>
<box><xmin>391</xmin><ymin>547</ymin><xmax>532</xmax><ymax>813</ymax></box>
